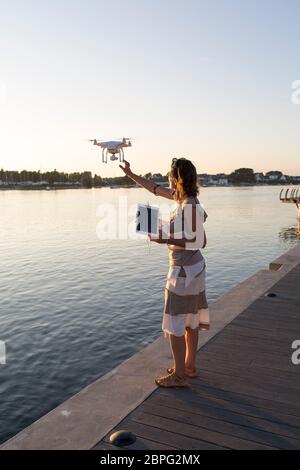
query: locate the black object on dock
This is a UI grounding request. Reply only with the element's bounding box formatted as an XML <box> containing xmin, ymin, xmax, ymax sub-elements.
<box><xmin>108</xmin><ymin>430</ymin><xmax>136</xmax><ymax>447</ymax></box>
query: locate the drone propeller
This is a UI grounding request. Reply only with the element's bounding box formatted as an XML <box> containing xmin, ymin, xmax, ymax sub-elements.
<box><xmin>85</xmin><ymin>137</ymin><xmax>133</xmax><ymax>143</ymax></box>
<box><xmin>118</xmin><ymin>137</ymin><xmax>133</xmax><ymax>142</ymax></box>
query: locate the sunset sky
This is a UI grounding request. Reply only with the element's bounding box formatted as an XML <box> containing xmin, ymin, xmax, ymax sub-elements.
<box><xmin>0</xmin><ymin>0</ymin><xmax>299</xmax><ymax>177</ymax></box>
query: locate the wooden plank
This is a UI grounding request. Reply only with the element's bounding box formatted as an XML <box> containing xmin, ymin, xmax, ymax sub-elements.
<box><xmin>200</xmin><ymin>344</ymin><xmax>293</xmax><ymax>370</ymax></box>
<box><xmin>157</xmin><ymin>383</ymin><xmax>300</xmax><ymax>421</ymax></box>
<box><xmin>129</xmin><ymin>410</ymin><xmax>276</xmax><ymax>450</ymax></box>
<box><xmin>201</xmin><ymin>334</ymin><xmax>294</xmax><ymax>357</ymax></box>
<box><xmin>156</xmin><ymin>388</ymin><xmax>300</xmax><ymax>428</ymax></box>
<box><xmin>229</xmin><ymin>304</ymin><xmax>300</xmax><ymax>322</ymax></box>
<box><xmin>103</xmin><ymin>420</ymin><xmax>225</xmax><ymax>450</ymax></box>
<box><xmin>101</xmin><ymin>434</ymin><xmax>178</xmax><ymax>451</ymax></box>
<box><xmin>195</xmin><ymin>359</ymin><xmax>300</xmax><ymax>392</ymax></box>
<box><xmin>199</xmin><ymin>347</ymin><xmax>299</xmax><ymax>377</ymax></box>
<box><xmin>235</xmin><ymin>308</ymin><xmax>300</xmax><ymax>324</ymax></box>
<box><xmin>213</xmin><ymin>311</ymin><xmax>300</xmax><ymax>327</ymax></box>
<box><xmin>231</xmin><ymin>317</ymin><xmax>298</xmax><ymax>335</ymax></box>
<box><xmin>204</xmin><ymin>344</ymin><xmax>296</xmax><ymax>364</ymax></box>
<box><xmin>188</xmin><ymin>370</ymin><xmax>300</xmax><ymax>408</ymax></box>
<box><xmin>205</xmin><ymin>333</ymin><xmax>294</xmax><ymax>356</ymax></box>
<box><xmin>93</xmin><ymin>442</ymin><xmax>125</xmax><ymax>450</ymax></box>
<box><xmin>145</xmin><ymin>393</ymin><xmax>300</xmax><ymax>440</ymax></box>
<box><xmin>139</xmin><ymin>401</ymin><xmax>300</xmax><ymax>448</ymax></box>
<box><xmin>198</xmin><ymin>355</ymin><xmax>300</xmax><ymax>387</ymax></box>
<box><xmin>244</xmin><ymin>304</ymin><xmax>300</xmax><ymax>319</ymax></box>
<box><xmin>247</xmin><ymin>295</ymin><xmax>300</xmax><ymax>307</ymax></box>
<box><xmin>221</xmin><ymin>323</ymin><xmax>297</xmax><ymax>342</ymax></box>
<box><xmin>191</xmin><ymin>382</ymin><xmax>300</xmax><ymax>418</ymax></box>
<box><xmin>274</xmin><ymin>282</ymin><xmax>300</xmax><ymax>292</ymax></box>
<box><xmin>202</xmin><ymin>344</ymin><xmax>296</xmax><ymax>366</ymax></box>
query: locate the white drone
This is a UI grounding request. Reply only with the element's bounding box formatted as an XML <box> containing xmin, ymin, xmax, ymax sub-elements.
<box><xmin>88</xmin><ymin>137</ymin><xmax>132</xmax><ymax>163</ymax></box>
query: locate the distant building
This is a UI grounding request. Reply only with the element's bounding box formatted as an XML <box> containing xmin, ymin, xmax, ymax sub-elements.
<box><xmin>198</xmin><ymin>174</ymin><xmax>214</xmax><ymax>186</ymax></box>
<box><xmin>53</xmin><ymin>181</ymin><xmax>81</xmax><ymax>186</ymax></box>
<box><xmin>17</xmin><ymin>181</ymin><xmax>34</xmax><ymax>185</ymax></box>
<box><xmin>265</xmin><ymin>171</ymin><xmax>283</xmax><ymax>181</ymax></box>
<box><xmin>254</xmin><ymin>172</ymin><xmax>264</xmax><ymax>182</ymax></box>
<box><xmin>214</xmin><ymin>173</ymin><xmax>228</xmax><ymax>185</ymax></box>
<box><xmin>198</xmin><ymin>173</ymin><xmax>228</xmax><ymax>186</ymax></box>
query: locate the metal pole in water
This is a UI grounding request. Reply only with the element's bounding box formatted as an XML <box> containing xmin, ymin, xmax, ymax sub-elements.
<box><xmin>297</xmin><ymin>202</ymin><xmax>300</xmax><ymax>236</ymax></box>
<box><xmin>279</xmin><ymin>187</ymin><xmax>300</xmax><ymax>236</ymax></box>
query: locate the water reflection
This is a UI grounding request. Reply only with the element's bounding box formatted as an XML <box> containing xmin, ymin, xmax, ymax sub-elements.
<box><xmin>278</xmin><ymin>225</ymin><xmax>299</xmax><ymax>241</ymax></box>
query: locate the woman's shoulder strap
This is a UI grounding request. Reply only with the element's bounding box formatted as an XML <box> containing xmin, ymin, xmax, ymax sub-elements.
<box><xmin>183</xmin><ymin>195</ymin><xmax>198</xmax><ymax>206</ymax></box>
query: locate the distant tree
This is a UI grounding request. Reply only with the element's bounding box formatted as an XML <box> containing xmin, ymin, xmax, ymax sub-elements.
<box><xmin>228</xmin><ymin>168</ymin><xmax>255</xmax><ymax>184</ymax></box>
<box><xmin>53</xmin><ymin>169</ymin><xmax>60</xmax><ymax>183</ymax></box>
<box><xmin>7</xmin><ymin>171</ymin><xmax>19</xmax><ymax>183</ymax></box>
<box><xmin>20</xmin><ymin>170</ymin><xmax>28</xmax><ymax>182</ymax></box>
<box><xmin>44</xmin><ymin>171</ymin><xmax>56</xmax><ymax>186</ymax></box>
<box><xmin>69</xmin><ymin>172</ymin><xmax>81</xmax><ymax>184</ymax></box>
<box><xmin>94</xmin><ymin>174</ymin><xmax>103</xmax><ymax>187</ymax></box>
<box><xmin>4</xmin><ymin>166</ymin><xmax>296</xmax><ymax>190</ymax></box>
<box><xmin>81</xmin><ymin>171</ymin><xmax>93</xmax><ymax>188</ymax></box>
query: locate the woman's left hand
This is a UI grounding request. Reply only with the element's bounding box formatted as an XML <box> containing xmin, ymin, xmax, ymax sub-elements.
<box><xmin>148</xmin><ymin>228</ymin><xmax>167</xmax><ymax>244</ymax></box>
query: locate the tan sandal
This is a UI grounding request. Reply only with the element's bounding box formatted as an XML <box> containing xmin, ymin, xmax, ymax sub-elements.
<box><xmin>155</xmin><ymin>371</ymin><xmax>190</xmax><ymax>388</ymax></box>
<box><xmin>166</xmin><ymin>367</ymin><xmax>199</xmax><ymax>378</ymax></box>
<box><xmin>198</xmin><ymin>323</ymin><xmax>210</xmax><ymax>331</ymax></box>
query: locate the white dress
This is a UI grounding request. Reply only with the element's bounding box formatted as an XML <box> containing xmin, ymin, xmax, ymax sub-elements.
<box><xmin>162</xmin><ymin>196</ymin><xmax>210</xmax><ymax>337</ymax></box>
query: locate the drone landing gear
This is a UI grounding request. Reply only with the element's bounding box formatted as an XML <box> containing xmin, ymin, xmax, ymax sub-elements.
<box><xmin>119</xmin><ymin>148</ymin><xmax>124</xmax><ymax>163</ymax></box>
<box><xmin>101</xmin><ymin>148</ymin><xmax>125</xmax><ymax>163</ymax></box>
<box><xmin>102</xmin><ymin>148</ymin><xmax>107</xmax><ymax>164</ymax></box>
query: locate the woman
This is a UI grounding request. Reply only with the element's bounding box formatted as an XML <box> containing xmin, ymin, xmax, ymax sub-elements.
<box><xmin>120</xmin><ymin>157</ymin><xmax>209</xmax><ymax>388</ymax></box>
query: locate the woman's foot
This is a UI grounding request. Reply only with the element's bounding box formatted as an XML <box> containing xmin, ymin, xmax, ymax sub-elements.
<box><xmin>155</xmin><ymin>371</ymin><xmax>190</xmax><ymax>388</ymax></box>
<box><xmin>166</xmin><ymin>366</ymin><xmax>199</xmax><ymax>378</ymax></box>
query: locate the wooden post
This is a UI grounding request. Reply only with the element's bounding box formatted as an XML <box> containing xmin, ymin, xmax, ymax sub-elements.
<box><xmin>280</xmin><ymin>188</ymin><xmax>300</xmax><ymax>236</ymax></box>
<box><xmin>297</xmin><ymin>202</ymin><xmax>300</xmax><ymax>236</ymax></box>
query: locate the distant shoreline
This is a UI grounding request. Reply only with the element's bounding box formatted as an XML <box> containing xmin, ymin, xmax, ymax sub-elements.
<box><xmin>1</xmin><ymin>183</ymin><xmax>299</xmax><ymax>192</ymax></box>
<box><xmin>0</xmin><ymin>184</ymin><xmax>138</xmax><ymax>191</ymax></box>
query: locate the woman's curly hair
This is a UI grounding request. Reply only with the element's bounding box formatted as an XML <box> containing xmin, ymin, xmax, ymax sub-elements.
<box><xmin>169</xmin><ymin>158</ymin><xmax>199</xmax><ymax>201</ymax></box>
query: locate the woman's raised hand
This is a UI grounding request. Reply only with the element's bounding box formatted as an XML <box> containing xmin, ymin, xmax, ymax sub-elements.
<box><xmin>119</xmin><ymin>160</ymin><xmax>132</xmax><ymax>176</ymax></box>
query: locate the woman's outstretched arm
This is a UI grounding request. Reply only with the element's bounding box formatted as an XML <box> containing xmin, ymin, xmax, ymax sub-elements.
<box><xmin>119</xmin><ymin>160</ymin><xmax>174</xmax><ymax>200</ymax></box>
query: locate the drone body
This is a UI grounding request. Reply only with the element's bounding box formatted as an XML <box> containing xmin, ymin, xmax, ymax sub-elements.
<box><xmin>89</xmin><ymin>137</ymin><xmax>132</xmax><ymax>163</ymax></box>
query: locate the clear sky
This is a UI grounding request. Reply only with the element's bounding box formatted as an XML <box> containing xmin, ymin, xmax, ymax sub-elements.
<box><xmin>0</xmin><ymin>0</ymin><xmax>299</xmax><ymax>177</ymax></box>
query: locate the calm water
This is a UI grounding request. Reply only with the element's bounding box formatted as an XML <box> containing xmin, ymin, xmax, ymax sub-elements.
<box><xmin>0</xmin><ymin>186</ymin><xmax>299</xmax><ymax>444</ymax></box>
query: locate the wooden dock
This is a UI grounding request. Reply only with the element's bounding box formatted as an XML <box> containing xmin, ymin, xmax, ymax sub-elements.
<box><xmin>95</xmin><ymin>262</ymin><xmax>300</xmax><ymax>450</ymax></box>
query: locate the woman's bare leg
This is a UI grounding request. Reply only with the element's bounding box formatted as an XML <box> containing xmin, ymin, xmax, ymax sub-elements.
<box><xmin>168</xmin><ymin>334</ymin><xmax>186</xmax><ymax>378</ymax></box>
<box><xmin>185</xmin><ymin>327</ymin><xmax>199</xmax><ymax>371</ymax></box>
